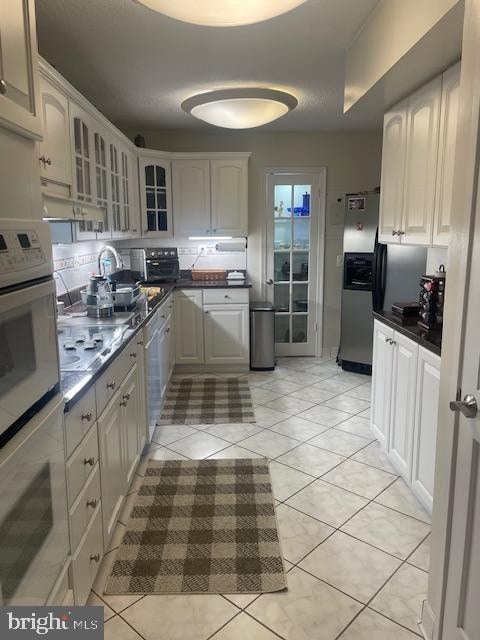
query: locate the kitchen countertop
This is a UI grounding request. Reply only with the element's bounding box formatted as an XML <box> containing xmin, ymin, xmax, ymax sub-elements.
<box><xmin>59</xmin><ymin>277</ymin><xmax>252</xmax><ymax>410</ymax></box>
<box><xmin>373</xmin><ymin>310</ymin><xmax>442</xmax><ymax>357</ymax></box>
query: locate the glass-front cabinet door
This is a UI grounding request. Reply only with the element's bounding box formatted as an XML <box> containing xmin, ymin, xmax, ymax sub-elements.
<box><xmin>109</xmin><ymin>140</ymin><xmax>122</xmax><ymax>237</ymax></box>
<box><xmin>138</xmin><ymin>156</ymin><xmax>173</xmax><ymax>238</ymax></box>
<box><xmin>267</xmin><ymin>173</ymin><xmax>322</xmax><ymax>356</ymax></box>
<box><xmin>93</xmin><ymin>130</ymin><xmax>110</xmax><ymax>237</ymax></box>
<box><xmin>70</xmin><ymin>103</ymin><xmax>97</xmax><ymax>240</ymax></box>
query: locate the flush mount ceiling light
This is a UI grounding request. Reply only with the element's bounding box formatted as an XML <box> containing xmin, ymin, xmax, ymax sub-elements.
<box><xmin>182</xmin><ymin>89</ymin><xmax>298</xmax><ymax>129</ymax></box>
<box><xmin>136</xmin><ymin>0</ymin><xmax>309</xmax><ymax>26</ymax></box>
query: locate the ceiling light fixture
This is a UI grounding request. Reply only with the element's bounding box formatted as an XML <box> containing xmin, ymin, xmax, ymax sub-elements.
<box><xmin>136</xmin><ymin>0</ymin><xmax>309</xmax><ymax>26</ymax></box>
<box><xmin>182</xmin><ymin>89</ymin><xmax>298</xmax><ymax>129</ymax></box>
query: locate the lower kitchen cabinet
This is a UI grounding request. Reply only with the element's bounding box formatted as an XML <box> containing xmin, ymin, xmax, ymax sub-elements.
<box><xmin>98</xmin><ymin>387</ymin><xmax>124</xmax><ymax>548</ymax></box>
<box><xmin>71</xmin><ymin>505</ymin><xmax>103</xmax><ymax>605</ymax></box>
<box><xmin>371</xmin><ymin>322</ymin><xmax>395</xmax><ymax>448</ymax></box>
<box><xmin>389</xmin><ymin>331</ymin><xmax>418</xmax><ymax>480</ymax></box>
<box><xmin>174</xmin><ymin>289</ymin><xmax>204</xmax><ymax>364</ymax></box>
<box><xmin>121</xmin><ymin>363</ymin><xmax>141</xmax><ymax>490</ymax></box>
<box><xmin>204</xmin><ymin>304</ymin><xmax>249</xmax><ymax>365</ymax></box>
<box><xmin>412</xmin><ymin>347</ymin><xmax>441</xmax><ymax>511</ymax></box>
<box><xmin>371</xmin><ymin>319</ymin><xmax>440</xmax><ymax>513</ymax></box>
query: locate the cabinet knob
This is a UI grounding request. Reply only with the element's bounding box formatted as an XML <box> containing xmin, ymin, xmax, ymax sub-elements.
<box><xmin>0</xmin><ymin>79</ymin><xmax>6</xmax><ymax>95</ymax></box>
<box><xmin>384</xmin><ymin>336</ymin><xmax>390</xmax><ymax>343</ymax></box>
<box><xmin>137</xmin><ymin>340</ymin><xmax>144</xmax><ymax>346</ymax></box>
<box><xmin>81</xmin><ymin>412</ymin><xmax>93</xmax><ymax>422</ymax></box>
<box><xmin>123</xmin><ymin>393</ymin><xmax>131</xmax><ymax>401</ymax></box>
<box><xmin>107</xmin><ymin>381</ymin><xmax>116</xmax><ymax>390</ymax></box>
<box><xmin>206</xmin><ymin>229</ymin><xmax>210</xmax><ymax>234</ymax></box>
<box><xmin>224</xmin><ymin>294</ymin><xmax>230</xmax><ymax>299</ymax></box>
<box><xmin>90</xmin><ymin>553</ymin><xmax>101</xmax><ymax>563</ymax></box>
<box><xmin>397</xmin><ymin>230</ymin><xmax>405</xmax><ymax>236</ymax></box>
<box><xmin>213</xmin><ymin>228</ymin><xmax>217</xmax><ymax>233</ymax></box>
<box><xmin>84</xmin><ymin>457</ymin><xmax>95</xmax><ymax>466</ymax></box>
<box><xmin>391</xmin><ymin>230</ymin><xmax>398</xmax><ymax>236</ymax></box>
<box><xmin>86</xmin><ymin>498</ymin><xmax>97</xmax><ymax>508</ymax></box>
<box><xmin>39</xmin><ymin>155</ymin><xmax>52</xmax><ymax>166</ymax></box>
<box><xmin>129</xmin><ymin>352</ymin><xmax>137</xmax><ymax>358</ymax></box>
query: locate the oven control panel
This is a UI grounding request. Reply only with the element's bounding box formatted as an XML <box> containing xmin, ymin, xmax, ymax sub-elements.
<box><xmin>145</xmin><ymin>248</ymin><xmax>178</xmax><ymax>259</ymax></box>
<box><xmin>0</xmin><ymin>220</ymin><xmax>52</xmax><ymax>288</ymax></box>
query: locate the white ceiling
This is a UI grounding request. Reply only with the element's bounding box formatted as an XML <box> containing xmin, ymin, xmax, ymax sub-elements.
<box><xmin>35</xmin><ymin>0</ymin><xmax>382</xmax><ymax>132</ymax></box>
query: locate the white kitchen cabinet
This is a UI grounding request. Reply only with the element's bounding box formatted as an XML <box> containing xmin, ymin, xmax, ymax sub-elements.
<box><xmin>411</xmin><ymin>347</ymin><xmax>441</xmax><ymax>511</ymax></box>
<box><xmin>0</xmin><ymin>0</ymin><xmax>42</xmax><ymax>139</ymax></box>
<box><xmin>172</xmin><ymin>158</ymin><xmax>211</xmax><ymax>237</ymax></box>
<box><xmin>402</xmin><ymin>76</ymin><xmax>442</xmax><ymax>245</ymax></box>
<box><xmin>433</xmin><ymin>62</ymin><xmax>461</xmax><ymax>247</ymax></box>
<box><xmin>378</xmin><ymin>102</ymin><xmax>407</xmax><ymax>244</ymax></box>
<box><xmin>91</xmin><ymin>125</ymin><xmax>110</xmax><ymax>236</ymax></box>
<box><xmin>389</xmin><ymin>331</ymin><xmax>418</xmax><ymax>480</ymax></box>
<box><xmin>371</xmin><ymin>320</ymin><xmax>394</xmax><ymax>447</ymax></box>
<box><xmin>113</xmin><ymin>141</ymin><xmax>139</xmax><ymax>238</ymax></box>
<box><xmin>97</xmin><ymin>387</ymin><xmax>124</xmax><ymax>549</ymax></box>
<box><xmin>109</xmin><ymin>137</ymin><xmax>123</xmax><ymax>238</ymax></box>
<box><xmin>174</xmin><ymin>289</ymin><xmax>204</xmax><ymax>364</ymax></box>
<box><xmin>121</xmin><ymin>363</ymin><xmax>141</xmax><ymax>490</ymax></box>
<box><xmin>204</xmin><ymin>304</ymin><xmax>249</xmax><ymax>365</ymax></box>
<box><xmin>158</xmin><ymin>315</ymin><xmax>171</xmax><ymax>400</ymax></box>
<box><xmin>211</xmin><ymin>158</ymin><xmax>248</xmax><ymax>236</ymax></box>
<box><xmin>139</xmin><ymin>155</ymin><xmax>173</xmax><ymax>237</ymax></box>
<box><xmin>38</xmin><ymin>76</ymin><xmax>72</xmax><ymax>191</ymax></box>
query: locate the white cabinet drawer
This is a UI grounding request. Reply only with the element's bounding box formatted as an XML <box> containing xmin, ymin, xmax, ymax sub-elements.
<box><xmin>69</xmin><ymin>464</ymin><xmax>101</xmax><ymax>552</ymax></box>
<box><xmin>66</xmin><ymin>424</ymin><xmax>99</xmax><ymax>506</ymax></box>
<box><xmin>96</xmin><ymin>341</ymin><xmax>137</xmax><ymax>416</ymax></box>
<box><xmin>203</xmin><ymin>288</ymin><xmax>249</xmax><ymax>305</ymax></box>
<box><xmin>72</xmin><ymin>505</ymin><xmax>103</xmax><ymax>605</ymax></box>
<box><xmin>65</xmin><ymin>385</ymin><xmax>96</xmax><ymax>458</ymax></box>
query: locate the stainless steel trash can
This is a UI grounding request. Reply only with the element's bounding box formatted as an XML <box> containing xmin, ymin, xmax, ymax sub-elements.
<box><xmin>250</xmin><ymin>302</ymin><xmax>275</xmax><ymax>370</ymax></box>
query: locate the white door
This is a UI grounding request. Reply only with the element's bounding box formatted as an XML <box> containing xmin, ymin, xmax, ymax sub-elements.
<box><xmin>172</xmin><ymin>159</ymin><xmax>211</xmax><ymax>237</ymax></box>
<box><xmin>38</xmin><ymin>76</ymin><xmax>72</xmax><ymax>186</ymax></box>
<box><xmin>0</xmin><ymin>0</ymin><xmax>42</xmax><ymax>139</ymax></box>
<box><xmin>402</xmin><ymin>76</ymin><xmax>442</xmax><ymax>245</ymax></box>
<box><xmin>204</xmin><ymin>305</ymin><xmax>249</xmax><ymax>365</ymax></box>
<box><xmin>433</xmin><ymin>62</ymin><xmax>461</xmax><ymax>247</ymax></box>
<box><xmin>371</xmin><ymin>320</ymin><xmax>394</xmax><ymax>448</ymax></box>
<box><xmin>266</xmin><ymin>170</ymin><xmax>324</xmax><ymax>356</ymax></box>
<box><xmin>174</xmin><ymin>289</ymin><xmax>204</xmax><ymax>364</ymax></box>
<box><xmin>92</xmin><ymin>127</ymin><xmax>110</xmax><ymax>237</ymax></box>
<box><xmin>98</xmin><ymin>391</ymin><xmax>124</xmax><ymax>548</ymax></box>
<box><xmin>121</xmin><ymin>364</ymin><xmax>140</xmax><ymax>490</ymax></box>
<box><xmin>411</xmin><ymin>347</ymin><xmax>441</xmax><ymax>513</ymax></box>
<box><xmin>158</xmin><ymin>319</ymin><xmax>170</xmax><ymax>399</ymax></box>
<box><xmin>109</xmin><ymin>138</ymin><xmax>123</xmax><ymax>238</ymax></box>
<box><xmin>443</xmin><ymin>158</ymin><xmax>480</xmax><ymax>639</ymax></box>
<box><xmin>139</xmin><ymin>157</ymin><xmax>173</xmax><ymax>238</ymax></box>
<box><xmin>211</xmin><ymin>158</ymin><xmax>248</xmax><ymax>236</ymax></box>
<box><xmin>378</xmin><ymin>102</ymin><xmax>407</xmax><ymax>243</ymax></box>
<box><xmin>388</xmin><ymin>332</ymin><xmax>418</xmax><ymax>480</ymax></box>
<box><xmin>70</xmin><ymin>103</ymin><xmax>97</xmax><ymax>240</ymax></box>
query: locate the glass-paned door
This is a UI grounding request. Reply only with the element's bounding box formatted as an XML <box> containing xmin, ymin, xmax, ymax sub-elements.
<box><xmin>94</xmin><ymin>132</ymin><xmax>109</xmax><ymax>235</ymax></box>
<box><xmin>267</xmin><ymin>172</ymin><xmax>323</xmax><ymax>356</ymax></box>
<box><xmin>110</xmin><ymin>143</ymin><xmax>122</xmax><ymax>234</ymax></box>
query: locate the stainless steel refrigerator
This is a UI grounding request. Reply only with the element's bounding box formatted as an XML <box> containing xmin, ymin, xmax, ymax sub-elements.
<box><xmin>339</xmin><ymin>193</ymin><xmax>427</xmax><ymax>374</ymax></box>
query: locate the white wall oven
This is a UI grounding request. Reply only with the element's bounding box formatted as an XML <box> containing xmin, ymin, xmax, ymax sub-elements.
<box><xmin>0</xmin><ymin>219</ymin><xmax>60</xmax><ymax>447</ymax></box>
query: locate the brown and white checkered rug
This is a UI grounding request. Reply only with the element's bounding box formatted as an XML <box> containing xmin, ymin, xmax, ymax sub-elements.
<box><xmin>105</xmin><ymin>459</ymin><xmax>286</xmax><ymax>595</ymax></box>
<box><xmin>157</xmin><ymin>377</ymin><xmax>255</xmax><ymax>424</ymax></box>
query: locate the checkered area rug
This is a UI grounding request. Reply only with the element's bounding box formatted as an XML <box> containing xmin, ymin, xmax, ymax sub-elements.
<box><xmin>105</xmin><ymin>459</ymin><xmax>286</xmax><ymax>594</ymax></box>
<box><xmin>158</xmin><ymin>377</ymin><xmax>255</xmax><ymax>424</ymax></box>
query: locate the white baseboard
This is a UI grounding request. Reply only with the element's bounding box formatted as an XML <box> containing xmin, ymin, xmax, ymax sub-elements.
<box><xmin>419</xmin><ymin>599</ymin><xmax>436</xmax><ymax>640</ymax></box>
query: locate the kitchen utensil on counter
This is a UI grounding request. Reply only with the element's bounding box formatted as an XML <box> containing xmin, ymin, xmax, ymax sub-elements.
<box><xmin>418</xmin><ymin>265</ymin><xmax>446</xmax><ymax>330</ymax></box>
<box><xmin>86</xmin><ymin>275</ymin><xmax>114</xmax><ymax>318</ymax></box>
<box><xmin>226</xmin><ymin>271</ymin><xmax>245</xmax><ymax>281</ymax></box>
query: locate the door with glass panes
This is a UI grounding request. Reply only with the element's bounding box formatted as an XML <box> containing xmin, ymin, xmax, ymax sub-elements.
<box><xmin>266</xmin><ymin>172</ymin><xmax>323</xmax><ymax>356</ymax></box>
<box><xmin>139</xmin><ymin>157</ymin><xmax>173</xmax><ymax>237</ymax></box>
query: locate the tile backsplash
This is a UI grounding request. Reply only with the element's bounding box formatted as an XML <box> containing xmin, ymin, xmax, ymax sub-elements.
<box><xmin>51</xmin><ymin>237</ymin><xmax>247</xmax><ymax>297</ymax></box>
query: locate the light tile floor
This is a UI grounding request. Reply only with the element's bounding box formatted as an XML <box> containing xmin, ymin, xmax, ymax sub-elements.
<box><xmin>91</xmin><ymin>357</ymin><xmax>430</xmax><ymax>640</ymax></box>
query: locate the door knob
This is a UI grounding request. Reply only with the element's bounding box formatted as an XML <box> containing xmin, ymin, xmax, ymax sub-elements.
<box><xmin>266</xmin><ymin>279</ymin><xmax>274</xmax><ymax>285</ymax></box>
<box><xmin>449</xmin><ymin>394</ymin><xmax>478</xmax><ymax>419</ymax></box>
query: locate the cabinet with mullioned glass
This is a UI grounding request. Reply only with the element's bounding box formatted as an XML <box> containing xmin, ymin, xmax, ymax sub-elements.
<box><xmin>138</xmin><ymin>156</ymin><xmax>173</xmax><ymax>238</ymax></box>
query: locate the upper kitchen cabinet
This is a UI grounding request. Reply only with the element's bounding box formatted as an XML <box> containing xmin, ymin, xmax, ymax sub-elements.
<box><xmin>0</xmin><ymin>0</ymin><xmax>42</xmax><ymax>139</ymax></box>
<box><xmin>378</xmin><ymin>64</ymin><xmax>460</xmax><ymax>247</ymax></box>
<box><xmin>139</xmin><ymin>155</ymin><xmax>173</xmax><ymax>238</ymax></box>
<box><xmin>402</xmin><ymin>76</ymin><xmax>442</xmax><ymax>245</ymax></box>
<box><xmin>38</xmin><ymin>75</ymin><xmax>72</xmax><ymax>195</ymax></box>
<box><xmin>110</xmin><ymin>138</ymin><xmax>139</xmax><ymax>238</ymax></box>
<box><xmin>171</xmin><ymin>155</ymin><xmax>249</xmax><ymax>239</ymax></box>
<box><xmin>172</xmin><ymin>158</ymin><xmax>211</xmax><ymax>237</ymax></box>
<box><xmin>378</xmin><ymin>102</ymin><xmax>407</xmax><ymax>244</ymax></box>
<box><xmin>211</xmin><ymin>158</ymin><xmax>248</xmax><ymax>236</ymax></box>
<box><xmin>433</xmin><ymin>62</ymin><xmax>461</xmax><ymax>247</ymax></box>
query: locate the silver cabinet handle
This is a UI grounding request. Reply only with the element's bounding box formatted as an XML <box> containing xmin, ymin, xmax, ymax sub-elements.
<box><xmin>137</xmin><ymin>340</ymin><xmax>144</xmax><ymax>346</ymax></box>
<box><xmin>398</xmin><ymin>230</ymin><xmax>405</xmax><ymax>236</ymax></box>
<box><xmin>90</xmin><ymin>553</ymin><xmax>100</xmax><ymax>562</ymax></box>
<box><xmin>266</xmin><ymin>279</ymin><xmax>273</xmax><ymax>285</ymax></box>
<box><xmin>391</xmin><ymin>230</ymin><xmax>398</xmax><ymax>236</ymax></box>
<box><xmin>129</xmin><ymin>352</ymin><xmax>137</xmax><ymax>358</ymax></box>
<box><xmin>449</xmin><ymin>394</ymin><xmax>478</xmax><ymax>419</ymax></box>
<box><xmin>123</xmin><ymin>393</ymin><xmax>131</xmax><ymax>401</ymax></box>
<box><xmin>384</xmin><ymin>336</ymin><xmax>390</xmax><ymax>343</ymax></box>
<box><xmin>84</xmin><ymin>457</ymin><xmax>95</xmax><ymax>466</ymax></box>
<box><xmin>86</xmin><ymin>499</ymin><xmax>97</xmax><ymax>508</ymax></box>
<box><xmin>0</xmin><ymin>79</ymin><xmax>6</xmax><ymax>95</ymax></box>
<box><xmin>224</xmin><ymin>294</ymin><xmax>230</xmax><ymax>299</ymax></box>
<box><xmin>107</xmin><ymin>381</ymin><xmax>116</xmax><ymax>390</ymax></box>
<box><xmin>39</xmin><ymin>155</ymin><xmax>52</xmax><ymax>166</ymax></box>
<box><xmin>81</xmin><ymin>412</ymin><xmax>93</xmax><ymax>422</ymax></box>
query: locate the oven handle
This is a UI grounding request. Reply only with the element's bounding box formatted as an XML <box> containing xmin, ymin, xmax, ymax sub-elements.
<box><xmin>0</xmin><ymin>278</ymin><xmax>56</xmax><ymax>314</ymax></box>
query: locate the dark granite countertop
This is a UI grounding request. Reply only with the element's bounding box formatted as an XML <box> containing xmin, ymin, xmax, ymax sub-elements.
<box><xmin>373</xmin><ymin>311</ymin><xmax>442</xmax><ymax>357</ymax></box>
<box><xmin>59</xmin><ymin>275</ymin><xmax>252</xmax><ymax>410</ymax></box>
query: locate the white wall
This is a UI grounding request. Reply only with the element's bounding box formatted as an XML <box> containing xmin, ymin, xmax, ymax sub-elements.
<box><xmin>125</xmin><ymin>129</ymin><xmax>383</xmax><ymax>352</ymax></box>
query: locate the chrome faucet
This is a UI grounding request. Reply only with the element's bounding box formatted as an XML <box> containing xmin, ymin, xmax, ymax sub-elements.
<box><xmin>97</xmin><ymin>245</ymin><xmax>124</xmax><ymax>276</ymax></box>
